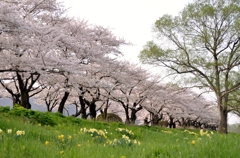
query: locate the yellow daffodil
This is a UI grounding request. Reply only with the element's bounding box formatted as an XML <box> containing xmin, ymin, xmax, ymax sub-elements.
<box><xmin>200</xmin><ymin>129</ymin><xmax>208</xmax><ymax>136</ymax></box>
<box><xmin>45</xmin><ymin>141</ymin><xmax>49</xmax><ymax>145</ymax></box>
<box><xmin>191</xmin><ymin>140</ymin><xmax>196</xmax><ymax>145</ymax></box>
<box><xmin>16</xmin><ymin>130</ymin><xmax>25</xmax><ymax>136</ymax></box>
<box><xmin>206</xmin><ymin>134</ymin><xmax>211</xmax><ymax>138</ymax></box>
<box><xmin>7</xmin><ymin>129</ymin><xmax>12</xmax><ymax>134</ymax></box>
<box><xmin>58</xmin><ymin>134</ymin><xmax>64</xmax><ymax>139</ymax></box>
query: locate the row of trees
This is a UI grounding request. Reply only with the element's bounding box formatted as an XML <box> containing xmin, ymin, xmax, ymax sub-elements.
<box><xmin>0</xmin><ymin>0</ymin><xmax>218</xmax><ymax>129</ymax></box>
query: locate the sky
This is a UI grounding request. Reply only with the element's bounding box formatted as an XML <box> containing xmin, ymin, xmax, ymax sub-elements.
<box><xmin>61</xmin><ymin>0</ymin><xmax>193</xmax><ymax>63</ymax></box>
<box><xmin>61</xmin><ymin>0</ymin><xmax>240</xmax><ymax>124</ymax></box>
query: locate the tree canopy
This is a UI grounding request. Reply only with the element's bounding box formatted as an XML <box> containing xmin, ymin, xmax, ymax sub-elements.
<box><xmin>139</xmin><ymin>0</ymin><xmax>240</xmax><ymax>133</ymax></box>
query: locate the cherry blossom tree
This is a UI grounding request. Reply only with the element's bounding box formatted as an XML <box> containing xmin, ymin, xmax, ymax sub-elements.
<box><xmin>0</xmin><ymin>0</ymin><xmax>125</xmax><ymax>109</ymax></box>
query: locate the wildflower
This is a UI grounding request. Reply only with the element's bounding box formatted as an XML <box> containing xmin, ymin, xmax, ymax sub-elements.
<box><xmin>133</xmin><ymin>139</ymin><xmax>141</xmax><ymax>145</ymax></box>
<box><xmin>58</xmin><ymin>134</ymin><xmax>64</xmax><ymax>141</ymax></box>
<box><xmin>200</xmin><ymin>129</ymin><xmax>208</xmax><ymax>136</ymax></box>
<box><xmin>7</xmin><ymin>129</ymin><xmax>12</xmax><ymax>134</ymax></box>
<box><xmin>116</xmin><ymin>128</ymin><xmax>134</xmax><ymax>136</ymax></box>
<box><xmin>0</xmin><ymin>129</ymin><xmax>3</xmax><ymax>134</ymax></box>
<box><xmin>45</xmin><ymin>141</ymin><xmax>49</xmax><ymax>145</ymax></box>
<box><xmin>77</xmin><ymin>144</ymin><xmax>81</xmax><ymax>147</ymax></box>
<box><xmin>206</xmin><ymin>134</ymin><xmax>211</xmax><ymax>138</ymax></box>
<box><xmin>81</xmin><ymin>128</ymin><xmax>87</xmax><ymax>132</ymax></box>
<box><xmin>184</xmin><ymin>130</ymin><xmax>197</xmax><ymax>136</ymax></box>
<box><xmin>122</xmin><ymin>135</ymin><xmax>131</xmax><ymax>143</ymax></box>
<box><xmin>68</xmin><ymin>135</ymin><xmax>72</xmax><ymax>140</ymax></box>
<box><xmin>191</xmin><ymin>140</ymin><xmax>196</xmax><ymax>145</ymax></box>
<box><xmin>60</xmin><ymin>150</ymin><xmax>64</xmax><ymax>155</ymax></box>
<box><xmin>120</xmin><ymin>156</ymin><xmax>126</xmax><ymax>158</ymax></box>
<box><xmin>16</xmin><ymin>130</ymin><xmax>25</xmax><ymax>136</ymax></box>
<box><xmin>122</xmin><ymin>134</ymin><xmax>130</xmax><ymax>140</ymax></box>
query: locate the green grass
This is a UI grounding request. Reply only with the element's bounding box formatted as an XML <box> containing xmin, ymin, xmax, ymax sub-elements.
<box><xmin>0</xmin><ymin>106</ymin><xmax>240</xmax><ymax>158</ymax></box>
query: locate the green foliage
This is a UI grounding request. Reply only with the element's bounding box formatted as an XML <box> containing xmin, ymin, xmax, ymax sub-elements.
<box><xmin>0</xmin><ymin>106</ymin><xmax>10</xmax><ymax>113</ymax></box>
<box><xmin>0</xmin><ymin>108</ymin><xmax>240</xmax><ymax>157</ymax></box>
<box><xmin>3</xmin><ymin>105</ymin><xmax>57</xmax><ymax>126</ymax></box>
<box><xmin>139</xmin><ymin>0</ymin><xmax>240</xmax><ymax>133</ymax></box>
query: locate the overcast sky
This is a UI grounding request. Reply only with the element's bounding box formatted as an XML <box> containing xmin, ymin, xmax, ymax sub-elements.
<box><xmin>62</xmin><ymin>0</ymin><xmax>193</xmax><ymax>63</ymax></box>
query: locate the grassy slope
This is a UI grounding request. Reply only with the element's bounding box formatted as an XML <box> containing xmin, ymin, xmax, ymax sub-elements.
<box><xmin>0</xmin><ymin>106</ymin><xmax>240</xmax><ymax>158</ymax></box>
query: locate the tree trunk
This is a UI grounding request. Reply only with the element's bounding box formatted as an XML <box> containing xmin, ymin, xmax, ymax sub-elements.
<box><xmin>124</xmin><ymin>107</ymin><xmax>131</xmax><ymax>124</ymax></box>
<box><xmin>103</xmin><ymin>107</ymin><xmax>108</xmax><ymax>119</ymax></box>
<box><xmin>152</xmin><ymin>114</ymin><xmax>159</xmax><ymax>125</ymax></box>
<box><xmin>218</xmin><ymin>105</ymin><xmax>228</xmax><ymax>134</ymax></box>
<box><xmin>130</xmin><ymin>108</ymin><xmax>137</xmax><ymax>124</ymax></box>
<box><xmin>20</xmin><ymin>90</ymin><xmax>31</xmax><ymax>109</ymax></box>
<box><xmin>12</xmin><ymin>94</ymin><xmax>21</xmax><ymax>105</ymax></box>
<box><xmin>103</xmin><ymin>98</ymin><xmax>110</xmax><ymax>119</ymax></box>
<box><xmin>16</xmin><ymin>72</ymin><xmax>31</xmax><ymax>109</ymax></box>
<box><xmin>89</xmin><ymin>102</ymin><xmax>96</xmax><ymax>119</ymax></box>
<box><xmin>79</xmin><ymin>95</ymin><xmax>87</xmax><ymax>119</ymax></box>
<box><xmin>58</xmin><ymin>91</ymin><xmax>69</xmax><ymax>114</ymax></box>
<box><xmin>169</xmin><ymin>116</ymin><xmax>176</xmax><ymax>128</ymax></box>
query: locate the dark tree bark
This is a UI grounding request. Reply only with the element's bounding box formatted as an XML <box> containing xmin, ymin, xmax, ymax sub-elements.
<box><xmin>79</xmin><ymin>95</ymin><xmax>87</xmax><ymax>119</ymax></box>
<box><xmin>219</xmin><ymin>106</ymin><xmax>228</xmax><ymax>133</ymax></box>
<box><xmin>130</xmin><ymin>102</ymin><xmax>143</xmax><ymax>124</ymax></box>
<box><xmin>58</xmin><ymin>91</ymin><xmax>69</xmax><ymax>114</ymax></box>
<box><xmin>124</xmin><ymin>106</ymin><xmax>131</xmax><ymax>124</ymax></box>
<box><xmin>14</xmin><ymin>71</ymin><xmax>41</xmax><ymax>109</ymax></box>
<box><xmin>89</xmin><ymin>102</ymin><xmax>96</xmax><ymax>119</ymax></box>
<box><xmin>20</xmin><ymin>90</ymin><xmax>31</xmax><ymax>109</ymax></box>
<box><xmin>169</xmin><ymin>116</ymin><xmax>176</xmax><ymax>128</ymax></box>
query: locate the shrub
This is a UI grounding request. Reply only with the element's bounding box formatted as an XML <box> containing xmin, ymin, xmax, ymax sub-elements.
<box><xmin>9</xmin><ymin>106</ymin><xmax>34</xmax><ymax>117</ymax></box>
<box><xmin>159</xmin><ymin>121</ymin><xmax>169</xmax><ymax>127</ymax></box>
<box><xmin>33</xmin><ymin>111</ymin><xmax>57</xmax><ymax>126</ymax></box>
<box><xmin>97</xmin><ymin>113</ymin><xmax>122</xmax><ymax>123</ymax></box>
<box><xmin>8</xmin><ymin>106</ymin><xmax>57</xmax><ymax>126</ymax></box>
<box><xmin>0</xmin><ymin>106</ymin><xmax>10</xmax><ymax>113</ymax></box>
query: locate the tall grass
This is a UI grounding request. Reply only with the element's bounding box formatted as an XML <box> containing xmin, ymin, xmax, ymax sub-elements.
<box><xmin>0</xmin><ymin>106</ymin><xmax>239</xmax><ymax>158</ymax></box>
